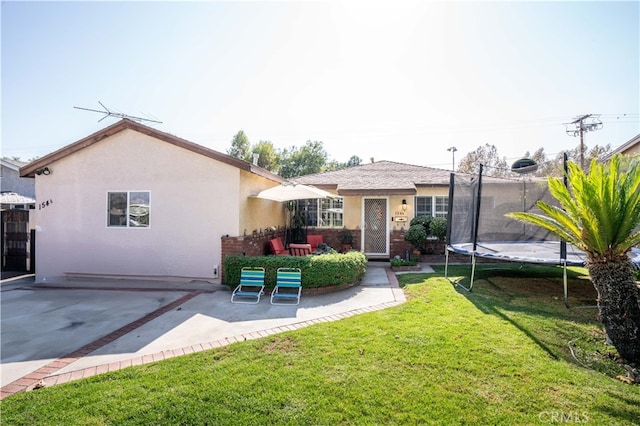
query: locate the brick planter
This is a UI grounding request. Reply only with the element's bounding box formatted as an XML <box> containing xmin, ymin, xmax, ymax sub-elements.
<box><xmin>390</xmin><ymin>265</ymin><xmax>422</xmax><ymax>272</ymax></box>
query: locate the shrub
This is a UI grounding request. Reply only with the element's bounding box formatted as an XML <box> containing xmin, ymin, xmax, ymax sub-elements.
<box><xmin>223</xmin><ymin>251</ymin><xmax>367</xmax><ymax>289</ymax></box>
<box><xmin>390</xmin><ymin>258</ymin><xmax>418</xmax><ymax>267</ymax></box>
<box><xmin>404</xmin><ymin>223</ymin><xmax>427</xmax><ymax>248</ymax></box>
<box><xmin>430</xmin><ymin>217</ymin><xmax>447</xmax><ymax>240</ymax></box>
<box><xmin>410</xmin><ymin>215</ymin><xmax>432</xmax><ymax>233</ymax></box>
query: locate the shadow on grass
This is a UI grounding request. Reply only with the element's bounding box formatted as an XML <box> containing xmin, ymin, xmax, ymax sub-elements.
<box><xmin>438</xmin><ymin>264</ymin><xmax>602</xmax><ymax>366</ymax></box>
<box><xmin>597</xmin><ymin>393</ymin><xmax>640</xmax><ymax>423</ymax></box>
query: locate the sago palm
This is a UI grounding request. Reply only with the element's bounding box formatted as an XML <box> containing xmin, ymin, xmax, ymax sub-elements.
<box><xmin>507</xmin><ymin>154</ymin><xmax>640</xmax><ymax>372</ymax></box>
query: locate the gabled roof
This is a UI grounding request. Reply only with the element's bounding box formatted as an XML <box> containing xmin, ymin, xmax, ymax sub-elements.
<box><xmin>293</xmin><ymin>160</ymin><xmax>452</xmax><ymax>195</ymax></box>
<box><xmin>602</xmin><ymin>133</ymin><xmax>640</xmax><ymax>161</ymax></box>
<box><xmin>19</xmin><ymin>119</ymin><xmax>285</xmax><ymax>183</ymax></box>
<box><xmin>1</xmin><ymin>158</ymin><xmax>27</xmax><ymax>171</ymax></box>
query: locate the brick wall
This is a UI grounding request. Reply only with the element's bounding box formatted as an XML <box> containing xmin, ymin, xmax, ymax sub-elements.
<box><xmin>303</xmin><ymin>228</ymin><xmax>359</xmax><ymax>252</ymax></box>
<box><xmin>221</xmin><ymin>229</ymin><xmax>286</xmax><ymax>282</ymax></box>
<box><xmin>390</xmin><ymin>229</ymin><xmax>447</xmax><ymax>260</ymax></box>
<box><xmin>390</xmin><ymin>229</ymin><xmax>413</xmax><ymax>259</ymax></box>
<box><xmin>220</xmin><ymin>228</ymin><xmax>362</xmax><ymax>282</ymax></box>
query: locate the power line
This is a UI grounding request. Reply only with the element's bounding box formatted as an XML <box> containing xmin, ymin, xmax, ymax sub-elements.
<box><xmin>564</xmin><ymin>114</ymin><xmax>603</xmax><ymax>168</ymax></box>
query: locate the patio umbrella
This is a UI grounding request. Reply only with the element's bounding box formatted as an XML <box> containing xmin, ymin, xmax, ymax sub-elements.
<box><xmin>0</xmin><ymin>192</ymin><xmax>35</xmax><ymax>206</ymax></box>
<box><xmin>253</xmin><ymin>183</ymin><xmax>338</xmax><ymax>202</ymax></box>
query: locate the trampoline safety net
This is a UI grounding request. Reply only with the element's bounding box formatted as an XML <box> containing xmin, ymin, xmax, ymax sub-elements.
<box><xmin>446</xmin><ymin>171</ymin><xmax>587</xmax><ymax>266</ymax></box>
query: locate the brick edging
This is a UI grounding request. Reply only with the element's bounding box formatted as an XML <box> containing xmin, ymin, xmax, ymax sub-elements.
<box><xmin>1</xmin><ymin>267</ymin><xmax>405</xmax><ymax>399</ymax></box>
<box><xmin>0</xmin><ymin>290</ymin><xmax>203</xmax><ymax>399</ymax></box>
<box><xmin>24</xmin><ymin>299</ymin><xmax>404</xmax><ymax>396</ymax></box>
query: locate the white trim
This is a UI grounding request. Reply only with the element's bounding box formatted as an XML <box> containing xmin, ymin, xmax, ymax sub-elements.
<box><xmin>106</xmin><ymin>190</ymin><xmax>151</xmax><ymax>229</ymax></box>
<box><xmin>1</xmin><ymin>158</ymin><xmax>26</xmax><ymax>171</ymax></box>
<box><xmin>414</xmin><ymin>195</ymin><xmax>449</xmax><ymax>218</ymax></box>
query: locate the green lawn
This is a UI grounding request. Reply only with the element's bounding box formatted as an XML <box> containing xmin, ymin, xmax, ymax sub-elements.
<box><xmin>2</xmin><ymin>264</ymin><xmax>639</xmax><ymax>425</ymax></box>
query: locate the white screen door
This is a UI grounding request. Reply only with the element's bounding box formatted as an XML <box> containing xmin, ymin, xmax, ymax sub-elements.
<box><xmin>362</xmin><ymin>198</ymin><xmax>388</xmax><ymax>257</ymax></box>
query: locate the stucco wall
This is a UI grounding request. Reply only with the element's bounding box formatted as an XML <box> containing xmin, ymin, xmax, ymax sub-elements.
<box><xmin>34</xmin><ymin>129</ymin><xmax>248</xmax><ymax>282</ymax></box>
<box><xmin>342</xmin><ymin>196</ymin><xmax>361</xmax><ymax>229</ymax></box>
<box><xmin>622</xmin><ymin>145</ymin><xmax>640</xmax><ymax>156</ymax></box>
<box><xmin>342</xmin><ymin>188</ymin><xmax>449</xmax><ymax>237</ymax></box>
<box><xmin>239</xmin><ymin>171</ymin><xmax>286</xmax><ymax>235</ymax></box>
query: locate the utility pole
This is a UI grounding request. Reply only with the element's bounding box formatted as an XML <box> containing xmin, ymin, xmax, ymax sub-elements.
<box><xmin>564</xmin><ymin>114</ymin><xmax>602</xmax><ymax>169</ymax></box>
<box><xmin>447</xmin><ymin>146</ymin><xmax>457</xmax><ymax>171</ymax></box>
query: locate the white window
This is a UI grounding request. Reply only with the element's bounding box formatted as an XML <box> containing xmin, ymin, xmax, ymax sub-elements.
<box><xmin>302</xmin><ymin>198</ymin><xmax>343</xmax><ymax>228</ymax></box>
<box><xmin>415</xmin><ymin>197</ymin><xmax>433</xmax><ymax>217</ymax></box>
<box><xmin>434</xmin><ymin>196</ymin><xmax>448</xmax><ymax>218</ymax></box>
<box><xmin>415</xmin><ymin>196</ymin><xmax>448</xmax><ymax>218</ymax></box>
<box><xmin>108</xmin><ymin>191</ymin><xmax>150</xmax><ymax>228</ymax></box>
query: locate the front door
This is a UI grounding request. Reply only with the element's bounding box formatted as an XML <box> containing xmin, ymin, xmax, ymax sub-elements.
<box><xmin>362</xmin><ymin>198</ymin><xmax>388</xmax><ymax>258</ymax></box>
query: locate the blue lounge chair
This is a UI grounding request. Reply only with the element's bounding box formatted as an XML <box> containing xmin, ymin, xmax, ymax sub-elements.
<box><xmin>271</xmin><ymin>267</ymin><xmax>302</xmax><ymax>305</ymax></box>
<box><xmin>231</xmin><ymin>267</ymin><xmax>266</xmax><ymax>304</ymax></box>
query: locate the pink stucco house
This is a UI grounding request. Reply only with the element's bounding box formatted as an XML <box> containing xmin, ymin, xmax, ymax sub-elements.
<box><xmin>20</xmin><ymin>119</ymin><xmax>286</xmax><ymax>283</ymax></box>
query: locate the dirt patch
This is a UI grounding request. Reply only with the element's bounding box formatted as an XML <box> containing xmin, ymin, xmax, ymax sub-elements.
<box><xmin>262</xmin><ymin>336</ymin><xmax>298</xmax><ymax>353</ymax></box>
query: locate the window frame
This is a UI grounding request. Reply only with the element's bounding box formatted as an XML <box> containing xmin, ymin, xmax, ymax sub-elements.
<box><xmin>434</xmin><ymin>196</ymin><xmax>448</xmax><ymax>218</ymax></box>
<box><xmin>107</xmin><ymin>190</ymin><xmax>150</xmax><ymax>229</ymax></box>
<box><xmin>414</xmin><ymin>195</ymin><xmax>449</xmax><ymax>218</ymax></box>
<box><xmin>302</xmin><ymin>197</ymin><xmax>344</xmax><ymax>228</ymax></box>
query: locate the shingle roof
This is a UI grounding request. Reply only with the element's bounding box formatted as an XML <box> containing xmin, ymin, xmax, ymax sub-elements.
<box><xmin>293</xmin><ymin>161</ymin><xmax>452</xmax><ymax>195</ymax></box>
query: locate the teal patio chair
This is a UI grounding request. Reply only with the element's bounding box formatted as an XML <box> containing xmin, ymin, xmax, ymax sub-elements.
<box><xmin>270</xmin><ymin>267</ymin><xmax>302</xmax><ymax>305</ymax></box>
<box><xmin>231</xmin><ymin>267</ymin><xmax>266</xmax><ymax>304</ymax></box>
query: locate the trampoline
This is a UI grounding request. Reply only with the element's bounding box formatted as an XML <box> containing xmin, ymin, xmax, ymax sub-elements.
<box><xmin>444</xmin><ymin>164</ymin><xmax>640</xmax><ymax>307</ymax></box>
<box><xmin>448</xmin><ymin>241</ymin><xmax>587</xmax><ymax>266</ymax></box>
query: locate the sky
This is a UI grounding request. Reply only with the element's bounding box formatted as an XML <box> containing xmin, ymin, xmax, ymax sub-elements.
<box><xmin>2</xmin><ymin>1</ymin><xmax>639</xmax><ymax>171</ymax></box>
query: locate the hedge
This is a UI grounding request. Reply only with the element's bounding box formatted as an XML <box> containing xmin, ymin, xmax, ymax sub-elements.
<box><xmin>223</xmin><ymin>251</ymin><xmax>368</xmax><ymax>289</ymax></box>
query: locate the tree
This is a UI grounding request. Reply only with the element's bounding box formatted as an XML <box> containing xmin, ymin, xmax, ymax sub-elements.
<box><xmin>321</xmin><ymin>155</ymin><xmax>362</xmax><ymax>172</ymax></box>
<box><xmin>322</xmin><ymin>160</ymin><xmax>343</xmax><ymax>172</ymax></box>
<box><xmin>280</xmin><ymin>140</ymin><xmax>328</xmax><ymax>178</ymax></box>
<box><xmin>517</xmin><ymin>143</ymin><xmax>612</xmax><ymax>178</ymax></box>
<box><xmin>250</xmin><ymin>140</ymin><xmax>280</xmax><ymax>172</ymax></box>
<box><xmin>457</xmin><ymin>144</ymin><xmax>508</xmax><ymax>177</ymax></box>
<box><xmin>346</xmin><ymin>155</ymin><xmax>362</xmax><ymax>167</ymax></box>
<box><xmin>227</xmin><ymin>130</ymin><xmax>251</xmax><ymax>162</ymax></box>
<box><xmin>522</xmin><ymin>148</ymin><xmax>555</xmax><ymax>177</ymax></box>
<box><xmin>544</xmin><ymin>143</ymin><xmax>612</xmax><ymax>177</ymax></box>
<box><xmin>506</xmin><ymin>155</ymin><xmax>640</xmax><ymax>377</ymax></box>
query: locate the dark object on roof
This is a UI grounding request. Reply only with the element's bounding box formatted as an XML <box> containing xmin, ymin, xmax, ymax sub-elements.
<box><xmin>511</xmin><ymin>158</ymin><xmax>538</xmax><ymax>174</ymax></box>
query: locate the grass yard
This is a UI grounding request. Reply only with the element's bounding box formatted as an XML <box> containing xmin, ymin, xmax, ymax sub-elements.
<box><xmin>2</xmin><ymin>264</ymin><xmax>639</xmax><ymax>425</ymax></box>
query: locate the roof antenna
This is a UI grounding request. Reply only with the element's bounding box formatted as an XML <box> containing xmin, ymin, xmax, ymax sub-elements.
<box><xmin>73</xmin><ymin>101</ymin><xmax>162</xmax><ymax>124</ymax></box>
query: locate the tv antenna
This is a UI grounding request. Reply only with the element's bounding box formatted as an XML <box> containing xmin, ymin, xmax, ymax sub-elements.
<box><xmin>74</xmin><ymin>101</ymin><xmax>162</xmax><ymax>124</ymax></box>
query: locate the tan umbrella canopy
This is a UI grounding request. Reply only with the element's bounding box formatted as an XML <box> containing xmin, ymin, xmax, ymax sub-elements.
<box><xmin>254</xmin><ymin>183</ymin><xmax>338</xmax><ymax>202</ymax></box>
<box><xmin>0</xmin><ymin>192</ymin><xmax>35</xmax><ymax>206</ymax></box>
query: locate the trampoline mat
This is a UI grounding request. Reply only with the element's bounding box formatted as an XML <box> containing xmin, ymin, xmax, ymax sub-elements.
<box><xmin>449</xmin><ymin>241</ymin><xmax>640</xmax><ymax>268</ymax></box>
<box><xmin>449</xmin><ymin>241</ymin><xmax>588</xmax><ymax>266</ymax></box>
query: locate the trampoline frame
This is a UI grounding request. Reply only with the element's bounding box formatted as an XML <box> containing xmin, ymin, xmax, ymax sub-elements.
<box><xmin>443</xmin><ymin>162</ymin><xmax>580</xmax><ymax>307</ymax></box>
<box><xmin>444</xmin><ymin>158</ymin><xmax>640</xmax><ymax>308</ymax></box>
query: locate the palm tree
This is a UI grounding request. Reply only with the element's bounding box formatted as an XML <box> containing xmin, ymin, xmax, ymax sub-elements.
<box><xmin>506</xmin><ymin>154</ymin><xmax>640</xmax><ymax>374</ymax></box>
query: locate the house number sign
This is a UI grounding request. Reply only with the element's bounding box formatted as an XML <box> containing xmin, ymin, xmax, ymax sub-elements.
<box><xmin>38</xmin><ymin>199</ymin><xmax>53</xmax><ymax>210</ymax></box>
